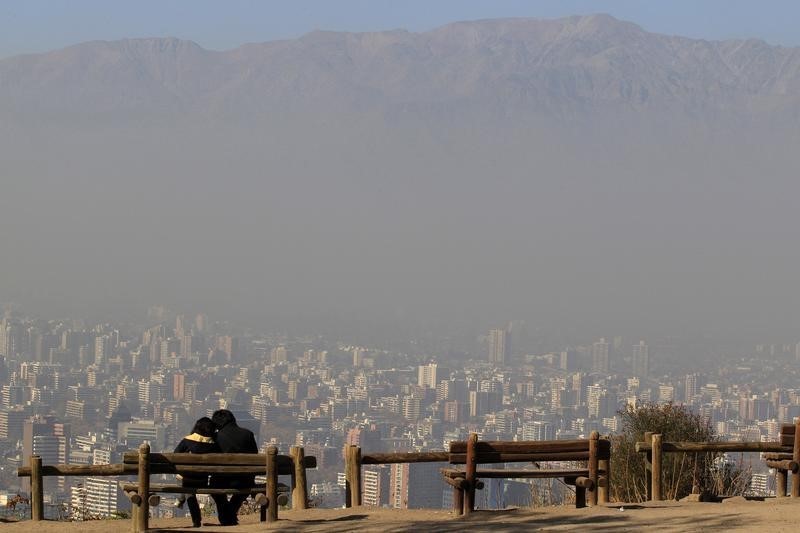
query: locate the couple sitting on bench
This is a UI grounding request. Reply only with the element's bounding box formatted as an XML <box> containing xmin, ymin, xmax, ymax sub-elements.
<box><xmin>174</xmin><ymin>409</ymin><xmax>258</xmax><ymax>527</ymax></box>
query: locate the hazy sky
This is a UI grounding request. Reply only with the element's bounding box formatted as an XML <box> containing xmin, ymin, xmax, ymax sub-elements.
<box><xmin>2</xmin><ymin>2</ymin><xmax>800</xmax><ymax>343</ymax></box>
<box><xmin>1</xmin><ymin>0</ymin><xmax>799</xmax><ymax>58</ymax></box>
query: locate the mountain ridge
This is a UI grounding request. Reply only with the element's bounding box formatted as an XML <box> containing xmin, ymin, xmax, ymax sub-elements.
<box><xmin>2</xmin><ymin>14</ymin><xmax>799</xmax><ymax>118</ymax></box>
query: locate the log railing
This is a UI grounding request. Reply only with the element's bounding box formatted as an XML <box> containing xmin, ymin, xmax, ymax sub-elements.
<box><xmin>636</xmin><ymin>421</ymin><xmax>799</xmax><ymax>501</ymax></box>
<box><xmin>17</xmin><ymin>444</ymin><xmax>314</xmax><ymax>530</ymax></box>
<box><xmin>343</xmin><ymin>446</ymin><xmax>449</xmax><ymax>508</ymax></box>
<box><xmin>345</xmin><ymin>433</ymin><xmax>611</xmax><ymax>514</ymax></box>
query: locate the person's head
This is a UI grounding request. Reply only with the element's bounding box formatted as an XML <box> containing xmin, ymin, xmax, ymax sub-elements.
<box><xmin>192</xmin><ymin>417</ymin><xmax>216</xmax><ymax>438</ymax></box>
<box><xmin>211</xmin><ymin>409</ymin><xmax>236</xmax><ymax>429</ymax></box>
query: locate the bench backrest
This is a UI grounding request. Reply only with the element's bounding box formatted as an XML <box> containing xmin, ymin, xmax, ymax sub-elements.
<box><xmin>448</xmin><ymin>439</ymin><xmax>610</xmax><ymax>465</ymax></box>
<box><xmin>121</xmin><ymin>451</ymin><xmax>317</xmax><ymax>477</ymax></box>
<box><xmin>781</xmin><ymin>424</ymin><xmax>797</xmax><ymax>447</ymax></box>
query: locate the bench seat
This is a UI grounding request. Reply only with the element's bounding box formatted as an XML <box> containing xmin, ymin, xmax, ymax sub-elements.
<box><xmin>441</xmin><ymin>467</ymin><xmax>589</xmax><ymax>479</ymax></box>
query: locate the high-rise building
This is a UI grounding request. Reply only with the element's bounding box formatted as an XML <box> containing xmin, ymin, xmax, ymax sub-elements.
<box><xmin>685</xmin><ymin>373</ymin><xmax>700</xmax><ymax>404</ymax></box>
<box><xmin>352</xmin><ymin>347</ymin><xmax>367</xmax><ymax>367</ymax></box>
<box><xmin>632</xmin><ymin>341</ymin><xmax>649</xmax><ymax>378</ymax></box>
<box><xmin>522</xmin><ymin>420</ymin><xmax>554</xmax><ymax>441</ymax></box>
<box><xmin>549</xmin><ymin>377</ymin><xmax>567</xmax><ymax>411</ymax></box>
<box><xmin>390</xmin><ymin>462</ymin><xmax>442</xmax><ymax>509</ymax></box>
<box><xmin>560</xmin><ymin>349</ymin><xmax>578</xmax><ymax>371</ymax></box>
<box><xmin>488</xmin><ymin>328</ymin><xmax>510</xmax><ymax>366</ymax></box>
<box><xmin>417</xmin><ymin>363</ymin><xmax>449</xmax><ymax>389</ymax></box>
<box><xmin>70</xmin><ymin>477</ymin><xmax>130</xmax><ymax>518</ymax></box>
<box><xmin>362</xmin><ymin>465</ymin><xmax>391</xmax><ymax>507</ymax></box>
<box><xmin>592</xmin><ymin>338</ymin><xmax>610</xmax><ymax>374</ymax></box>
<box><xmin>402</xmin><ymin>396</ymin><xmax>421</xmax><ymax>421</ymax></box>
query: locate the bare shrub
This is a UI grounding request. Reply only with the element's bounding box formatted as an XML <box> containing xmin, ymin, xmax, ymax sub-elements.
<box><xmin>611</xmin><ymin>402</ymin><xmax>715</xmax><ymax>502</ymax></box>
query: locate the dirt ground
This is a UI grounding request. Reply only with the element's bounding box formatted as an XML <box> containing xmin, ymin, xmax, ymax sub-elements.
<box><xmin>2</xmin><ymin>498</ymin><xmax>798</xmax><ymax>532</ymax></box>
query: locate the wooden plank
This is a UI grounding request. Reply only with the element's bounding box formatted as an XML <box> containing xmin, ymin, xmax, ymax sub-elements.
<box><xmin>19</xmin><ymin>463</ymin><xmax>136</xmax><ymax>477</ymax></box>
<box><xmin>766</xmin><ymin>460</ymin><xmax>799</xmax><ymax>473</ymax></box>
<box><xmin>635</xmin><ymin>441</ymin><xmax>788</xmax><ymax>453</ymax></box>
<box><xmin>122</xmin><ymin>485</ymin><xmax>269</xmax><ymax>495</ymax></box>
<box><xmin>449</xmin><ymin>440</ymin><xmax>590</xmax><ymax>454</ymax></box>
<box><xmin>121</xmin><ymin>482</ymin><xmax>289</xmax><ymax>493</ymax></box>
<box><xmin>122</xmin><ymin>452</ymin><xmax>317</xmax><ymax>469</ymax></box>
<box><xmin>148</xmin><ymin>464</ymin><xmax>291</xmax><ymax>476</ymax></box>
<box><xmin>441</xmin><ymin>468</ymin><xmax>589</xmax><ymax>479</ymax></box>
<box><xmin>449</xmin><ymin>439</ymin><xmax>609</xmax><ymax>454</ymax></box>
<box><xmin>450</xmin><ymin>451</ymin><xmax>593</xmax><ymax>464</ymax></box>
<box><xmin>442</xmin><ymin>476</ymin><xmax>468</xmax><ymax>489</ymax></box>
<box><xmin>17</xmin><ymin>462</ymin><xmax>303</xmax><ymax>477</ymax></box>
<box><xmin>360</xmin><ymin>452</ymin><xmax>449</xmax><ymax>465</ymax></box>
<box><xmin>763</xmin><ymin>452</ymin><xmax>793</xmax><ymax>460</ymax></box>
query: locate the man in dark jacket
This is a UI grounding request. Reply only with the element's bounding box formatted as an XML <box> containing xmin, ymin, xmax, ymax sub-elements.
<box><xmin>210</xmin><ymin>409</ymin><xmax>258</xmax><ymax>526</ymax></box>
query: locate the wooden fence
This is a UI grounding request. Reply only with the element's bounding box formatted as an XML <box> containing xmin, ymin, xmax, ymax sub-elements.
<box><xmin>18</xmin><ymin>444</ymin><xmax>313</xmax><ymax>529</ymax></box>
<box><xmin>344</xmin><ymin>435</ymin><xmax>610</xmax><ymax>512</ymax></box>
<box><xmin>635</xmin><ymin>422</ymin><xmax>798</xmax><ymax>500</ymax></box>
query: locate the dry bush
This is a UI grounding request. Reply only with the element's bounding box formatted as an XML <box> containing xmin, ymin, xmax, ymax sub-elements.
<box><xmin>611</xmin><ymin>402</ymin><xmax>716</xmax><ymax>502</ymax></box>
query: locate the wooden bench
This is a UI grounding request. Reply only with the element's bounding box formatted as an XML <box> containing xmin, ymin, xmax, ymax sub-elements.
<box><xmin>123</xmin><ymin>443</ymin><xmax>316</xmax><ymax>531</ymax></box>
<box><xmin>763</xmin><ymin>421</ymin><xmax>800</xmax><ymax>497</ymax></box>
<box><xmin>442</xmin><ymin>431</ymin><xmax>611</xmax><ymax>515</ymax></box>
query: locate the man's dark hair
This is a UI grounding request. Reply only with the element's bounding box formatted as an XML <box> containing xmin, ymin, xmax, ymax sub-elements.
<box><xmin>211</xmin><ymin>409</ymin><xmax>236</xmax><ymax>429</ymax></box>
<box><xmin>192</xmin><ymin>416</ymin><xmax>216</xmax><ymax>438</ymax></box>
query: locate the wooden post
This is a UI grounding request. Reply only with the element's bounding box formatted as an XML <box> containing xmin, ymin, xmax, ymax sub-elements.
<box><xmin>643</xmin><ymin>431</ymin><xmax>653</xmax><ymax>501</ymax></box>
<box><xmin>776</xmin><ymin>469</ymin><xmax>788</xmax><ymax>497</ymax></box>
<box><xmin>344</xmin><ymin>445</ymin><xmax>353</xmax><ymax>508</ymax></box>
<box><xmin>136</xmin><ymin>442</ymin><xmax>150</xmax><ymax>533</ymax></box>
<box><xmin>575</xmin><ymin>484</ymin><xmax>586</xmax><ymax>508</ymax></box>
<box><xmin>351</xmin><ymin>446</ymin><xmax>362</xmax><ymax>507</ymax></box>
<box><xmin>587</xmin><ymin>431</ymin><xmax>599</xmax><ymax>506</ymax></box>
<box><xmin>598</xmin><ymin>457</ymin><xmax>609</xmax><ymax>504</ymax></box>
<box><xmin>290</xmin><ymin>446</ymin><xmax>308</xmax><ymax>510</ymax></box>
<box><xmin>464</xmin><ymin>433</ymin><xmax>478</xmax><ymax>515</ymax></box>
<box><xmin>792</xmin><ymin>420</ymin><xmax>800</xmax><ymax>498</ymax></box>
<box><xmin>453</xmin><ymin>483</ymin><xmax>464</xmax><ymax>515</ymax></box>
<box><xmin>651</xmin><ymin>434</ymin><xmax>662</xmax><ymax>501</ymax></box>
<box><xmin>266</xmin><ymin>445</ymin><xmax>278</xmax><ymax>523</ymax></box>
<box><xmin>30</xmin><ymin>456</ymin><xmax>44</xmax><ymax>521</ymax></box>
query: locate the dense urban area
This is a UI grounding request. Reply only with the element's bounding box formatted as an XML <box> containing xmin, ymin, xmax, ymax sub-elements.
<box><xmin>1</xmin><ymin>306</ymin><xmax>799</xmax><ymax>520</ymax></box>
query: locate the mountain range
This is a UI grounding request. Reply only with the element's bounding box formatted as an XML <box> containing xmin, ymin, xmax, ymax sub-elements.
<box><xmin>1</xmin><ymin>14</ymin><xmax>799</xmax><ymax>119</ymax></box>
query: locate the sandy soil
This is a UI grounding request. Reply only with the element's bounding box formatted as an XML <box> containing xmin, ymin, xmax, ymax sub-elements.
<box><xmin>2</xmin><ymin>498</ymin><xmax>798</xmax><ymax>532</ymax></box>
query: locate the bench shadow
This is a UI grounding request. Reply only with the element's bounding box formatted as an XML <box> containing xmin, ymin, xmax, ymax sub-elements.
<box><xmin>150</xmin><ymin>513</ymin><xmax>370</xmax><ymax>532</ymax></box>
<box><xmin>265</xmin><ymin>506</ymin><xmax>761</xmax><ymax>533</ymax></box>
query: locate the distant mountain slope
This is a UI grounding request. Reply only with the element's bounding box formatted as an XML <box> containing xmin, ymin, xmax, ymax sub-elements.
<box><xmin>1</xmin><ymin>14</ymin><xmax>799</xmax><ymax>117</ymax></box>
